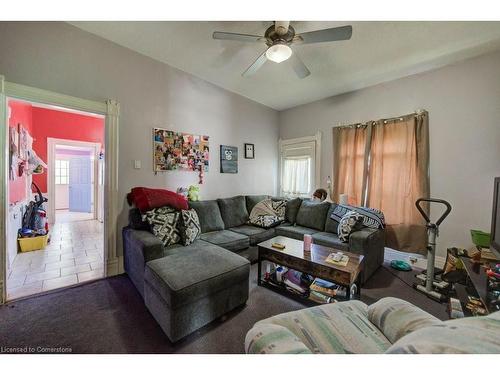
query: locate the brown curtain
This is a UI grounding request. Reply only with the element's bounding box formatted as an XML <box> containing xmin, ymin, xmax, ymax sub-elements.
<box><xmin>332</xmin><ymin>125</ymin><xmax>368</xmax><ymax>206</ymax></box>
<box><xmin>366</xmin><ymin>113</ymin><xmax>430</xmax><ymax>253</ymax></box>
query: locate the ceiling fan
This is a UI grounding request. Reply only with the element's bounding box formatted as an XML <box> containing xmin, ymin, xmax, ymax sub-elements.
<box><xmin>212</xmin><ymin>21</ymin><xmax>352</xmax><ymax>79</ymax></box>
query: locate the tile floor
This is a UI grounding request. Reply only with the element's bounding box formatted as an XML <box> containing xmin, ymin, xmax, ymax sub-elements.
<box><xmin>56</xmin><ymin>209</ymin><xmax>95</xmax><ymax>223</ymax></box>
<box><xmin>6</xmin><ymin>213</ymin><xmax>104</xmax><ymax>300</ymax></box>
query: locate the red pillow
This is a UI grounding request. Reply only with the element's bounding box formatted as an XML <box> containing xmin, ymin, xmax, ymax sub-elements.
<box><xmin>127</xmin><ymin>187</ymin><xmax>188</xmax><ymax>212</ymax></box>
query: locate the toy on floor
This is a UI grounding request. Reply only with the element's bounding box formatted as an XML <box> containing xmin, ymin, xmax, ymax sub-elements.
<box><xmin>390</xmin><ymin>260</ymin><xmax>412</xmax><ymax>271</ymax></box>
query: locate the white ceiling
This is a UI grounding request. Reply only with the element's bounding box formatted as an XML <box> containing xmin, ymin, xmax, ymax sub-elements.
<box><xmin>70</xmin><ymin>21</ymin><xmax>500</xmax><ymax>110</ymax></box>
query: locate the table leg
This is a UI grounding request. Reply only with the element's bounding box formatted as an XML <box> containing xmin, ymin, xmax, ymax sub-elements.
<box><xmin>257</xmin><ymin>251</ymin><xmax>262</xmax><ymax>286</ymax></box>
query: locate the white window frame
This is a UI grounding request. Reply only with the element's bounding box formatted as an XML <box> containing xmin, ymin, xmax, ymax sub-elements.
<box><xmin>278</xmin><ymin>131</ymin><xmax>321</xmax><ymax>198</ymax></box>
<box><xmin>55</xmin><ymin>159</ymin><xmax>70</xmax><ymax>185</ymax></box>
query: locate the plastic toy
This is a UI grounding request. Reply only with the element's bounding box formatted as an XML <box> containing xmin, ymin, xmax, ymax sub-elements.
<box><xmin>188</xmin><ymin>185</ymin><xmax>200</xmax><ymax>201</ymax></box>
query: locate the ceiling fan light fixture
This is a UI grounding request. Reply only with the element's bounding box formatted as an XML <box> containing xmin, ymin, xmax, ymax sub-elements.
<box><xmin>265</xmin><ymin>43</ymin><xmax>292</xmax><ymax>63</ymax></box>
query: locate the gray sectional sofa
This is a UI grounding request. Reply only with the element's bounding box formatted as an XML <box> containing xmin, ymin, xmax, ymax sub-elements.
<box><xmin>122</xmin><ymin>194</ymin><xmax>385</xmax><ymax>342</ymax></box>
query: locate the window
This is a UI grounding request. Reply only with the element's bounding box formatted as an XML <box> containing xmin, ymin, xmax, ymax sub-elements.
<box><xmin>332</xmin><ymin>112</ymin><xmax>429</xmax><ymax>253</ymax></box>
<box><xmin>282</xmin><ymin>157</ymin><xmax>311</xmax><ymax>196</ymax></box>
<box><xmin>55</xmin><ymin>160</ymin><xmax>69</xmax><ymax>185</ymax></box>
<box><xmin>279</xmin><ymin>136</ymin><xmax>319</xmax><ymax>198</ymax></box>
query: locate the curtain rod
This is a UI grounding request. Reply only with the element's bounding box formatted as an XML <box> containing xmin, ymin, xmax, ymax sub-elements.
<box><xmin>334</xmin><ymin>109</ymin><xmax>427</xmax><ymax>129</ymax></box>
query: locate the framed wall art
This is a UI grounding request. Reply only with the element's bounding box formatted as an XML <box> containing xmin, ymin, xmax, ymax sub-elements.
<box><xmin>244</xmin><ymin>143</ymin><xmax>254</xmax><ymax>159</ymax></box>
<box><xmin>153</xmin><ymin>128</ymin><xmax>209</xmax><ymax>173</ymax></box>
<box><xmin>220</xmin><ymin>145</ymin><xmax>238</xmax><ymax>173</ymax></box>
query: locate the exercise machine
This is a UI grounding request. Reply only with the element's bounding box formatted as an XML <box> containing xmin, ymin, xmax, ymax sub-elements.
<box><xmin>414</xmin><ymin>198</ymin><xmax>452</xmax><ymax>302</ymax></box>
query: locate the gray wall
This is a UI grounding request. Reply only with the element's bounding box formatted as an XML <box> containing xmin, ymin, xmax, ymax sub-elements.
<box><xmin>279</xmin><ymin>50</ymin><xmax>500</xmax><ymax>257</ymax></box>
<box><xmin>0</xmin><ymin>22</ymin><xmax>279</xmax><ymax>255</ymax></box>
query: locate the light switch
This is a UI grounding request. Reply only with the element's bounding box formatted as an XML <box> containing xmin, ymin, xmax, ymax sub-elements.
<box><xmin>134</xmin><ymin>160</ymin><xmax>141</xmax><ymax>169</ymax></box>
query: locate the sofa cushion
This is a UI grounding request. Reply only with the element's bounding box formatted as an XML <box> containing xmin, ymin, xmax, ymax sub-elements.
<box><xmin>324</xmin><ymin>203</ymin><xmax>339</xmax><ymax>233</ymax></box>
<box><xmin>229</xmin><ymin>225</ymin><xmax>276</xmax><ymax>246</ymax></box>
<box><xmin>142</xmin><ymin>206</ymin><xmax>181</xmax><ymax>246</ymax></box>
<box><xmin>337</xmin><ymin>210</ymin><xmax>364</xmax><ymax>242</ymax></box>
<box><xmin>245</xmin><ymin>300</ymin><xmax>391</xmax><ymax>354</ymax></box>
<box><xmin>285</xmin><ymin>198</ymin><xmax>302</xmax><ymax>224</ymax></box>
<box><xmin>189</xmin><ymin>200</ymin><xmax>225</xmax><ymax>233</ymax></box>
<box><xmin>217</xmin><ymin>196</ymin><xmax>249</xmax><ymax>228</ymax></box>
<box><xmin>311</xmin><ymin>232</ymin><xmax>349</xmax><ymax>251</ymax></box>
<box><xmin>295</xmin><ymin>200</ymin><xmax>330</xmax><ymax>231</ymax></box>
<box><xmin>249</xmin><ymin>198</ymin><xmax>286</xmax><ymax>229</ymax></box>
<box><xmin>179</xmin><ymin>209</ymin><xmax>201</xmax><ymax>246</ymax></box>
<box><xmin>128</xmin><ymin>208</ymin><xmax>150</xmax><ymax>230</ymax></box>
<box><xmin>367</xmin><ymin>297</ymin><xmax>442</xmax><ymax>344</ymax></box>
<box><xmin>331</xmin><ymin>204</ymin><xmax>386</xmax><ymax>230</ymax></box>
<box><xmin>200</xmin><ymin>230</ymin><xmax>250</xmax><ymax>252</ymax></box>
<box><xmin>386</xmin><ymin>311</ymin><xmax>500</xmax><ymax>354</ymax></box>
<box><xmin>275</xmin><ymin>224</ymin><xmax>318</xmax><ymax>240</ymax></box>
<box><xmin>145</xmin><ymin>240</ymin><xmax>249</xmax><ymax>309</ymax></box>
<box><xmin>245</xmin><ymin>195</ymin><xmax>269</xmax><ymax>215</ymax></box>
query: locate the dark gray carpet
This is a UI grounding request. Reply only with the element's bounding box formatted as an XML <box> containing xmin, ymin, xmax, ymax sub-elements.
<box><xmin>0</xmin><ymin>262</ymin><xmax>448</xmax><ymax>353</ymax></box>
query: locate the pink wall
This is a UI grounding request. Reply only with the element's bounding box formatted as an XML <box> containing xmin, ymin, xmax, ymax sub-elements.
<box><xmin>32</xmin><ymin>107</ymin><xmax>104</xmax><ymax>192</ymax></box>
<box><xmin>8</xmin><ymin>100</ymin><xmax>33</xmax><ymax>204</ymax></box>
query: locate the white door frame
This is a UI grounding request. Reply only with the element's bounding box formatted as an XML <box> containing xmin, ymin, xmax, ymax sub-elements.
<box><xmin>0</xmin><ymin>76</ymin><xmax>120</xmax><ymax>304</ymax></box>
<box><xmin>47</xmin><ymin>138</ymin><xmax>101</xmax><ymax>224</ymax></box>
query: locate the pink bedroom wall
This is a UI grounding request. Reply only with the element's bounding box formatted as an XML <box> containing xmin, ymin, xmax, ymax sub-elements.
<box><xmin>31</xmin><ymin>107</ymin><xmax>105</xmax><ymax>192</ymax></box>
<box><xmin>8</xmin><ymin>100</ymin><xmax>33</xmax><ymax>204</ymax></box>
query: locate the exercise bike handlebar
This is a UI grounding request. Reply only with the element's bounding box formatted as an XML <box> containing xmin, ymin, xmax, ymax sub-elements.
<box><xmin>415</xmin><ymin>198</ymin><xmax>452</xmax><ymax>226</ymax></box>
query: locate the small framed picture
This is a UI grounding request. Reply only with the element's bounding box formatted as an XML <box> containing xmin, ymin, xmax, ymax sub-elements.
<box><xmin>244</xmin><ymin>143</ymin><xmax>254</xmax><ymax>159</ymax></box>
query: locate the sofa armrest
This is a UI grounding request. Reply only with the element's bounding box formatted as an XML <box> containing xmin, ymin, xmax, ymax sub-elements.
<box><xmin>349</xmin><ymin>228</ymin><xmax>385</xmax><ymax>283</ymax></box>
<box><xmin>124</xmin><ymin>227</ymin><xmax>166</xmax><ymax>263</ymax></box>
<box><xmin>122</xmin><ymin>227</ymin><xmax>166</xmax><ymax>298</ymax></box>
<box><xmin>349</xmin><ymin>227</ymin><xmax>384</xmax><ymax>255</ymax></box>
<box><xmin>245</xmin><ymin>323</ymin><xmax>312</xmax><ymax>354</ymax></box>
<box><xmin>368</xmin><ymin>297</ymin><xmax>442</xmax><ymax>344</ymax></box>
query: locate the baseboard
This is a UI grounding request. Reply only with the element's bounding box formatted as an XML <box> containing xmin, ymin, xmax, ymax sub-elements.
<box><xmin>385</xmin><ymin>247</ymin><xmax>446</xmax><ymax>270</ymax></box>
<box><xmin>106</xmin><ymin>256</ymin><xmax>124</xmax><ymax>276</ymax></box>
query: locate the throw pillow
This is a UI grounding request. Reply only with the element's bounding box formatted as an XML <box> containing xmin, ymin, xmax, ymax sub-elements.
<box><xmin>249</xmin><ymin>198</ymin><xmax>286</xmax><ymax>228</ymax></box>
<box><xmin>285</xmin><ymin>197</ymin><xmax>302</xmax><ymax>224</ymax></box>
<box><xmin>272</xmin><ymin>199</ymin><xmax>287</xmax><ymax>218</ymax></box>
<box><xmin>180</xmin><ymin>209</ymin><xmax>201</xmax><ymax>246</ymax></box>
<box><xmin>142</xmin><ymin>206</ymin><xmax>181</xmax><ymax>246</ymax></box>
<box><xmin>337</xmin><ymin>210</ymin><xmax>364</xmax><ymax>242</ymax></box>
<box><xmin>330</xmin><ymin>204</ymin><xmax>385</xmax><ymax>230</ymax></box>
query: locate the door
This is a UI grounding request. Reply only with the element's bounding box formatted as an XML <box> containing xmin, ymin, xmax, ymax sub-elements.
<box><xmin>69</xmin><ymin>157</ymin><xmax>92</xmax><ymax>212</ymax></box>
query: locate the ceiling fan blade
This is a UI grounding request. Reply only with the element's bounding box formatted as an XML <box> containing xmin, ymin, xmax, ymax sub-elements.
<box><xmin>242</xmin><ymin>50</ymin><xmax>268</xmax><ymax>77</ymax></box>
<box><xmin>294</xmin><ymin>25</ymin><xmax>352</xmax><ymax>44</ymax></box>
<box><xmin>289</xmin><ymin>52</ymin><xmax>311</xmax><ymax>79</ymax></box>
<box><xmin>213</xmin><ymin>31</ymin><xmax>264</xmax><ymax>43</ymax></box>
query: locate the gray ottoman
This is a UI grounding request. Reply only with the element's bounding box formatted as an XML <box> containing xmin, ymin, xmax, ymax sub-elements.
<box><xmin>144</xmin><ymin>240</ymin><xmax>250</xmax><ymax>342</ymax></box>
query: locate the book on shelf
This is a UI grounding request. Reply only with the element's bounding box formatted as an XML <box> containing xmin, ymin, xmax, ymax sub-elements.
<box><xmin>309</xmin><ymin>290</ymin><xmax>336</xmax><ymax>304</ymax></box>
<box><xmin>309</xmin><ymin>277</ymin><xmax>347</xmax><ymax>298</ymax></box>
<box><xmin>284</xmin><ymin>278</ymin><xmax>307</xmax><ymax>294</ymax></box>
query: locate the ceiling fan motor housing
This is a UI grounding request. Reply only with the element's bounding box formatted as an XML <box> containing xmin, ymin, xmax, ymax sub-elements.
<box><xmin>265</xmin><ymin>24</ymin><xmax>296</xmax><ymax>46</ymax></box>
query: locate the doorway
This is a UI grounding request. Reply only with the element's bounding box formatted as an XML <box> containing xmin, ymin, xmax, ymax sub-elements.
<box><xmin>4</xmin><ymin>99</ymin><xmax>107</xmax><ymax>300</ymax></box>
<box><xmin>0</xmin><ymin>76</ymin><xmax>120</xmax><ymax>305</ymax></box>
<box><xmin>48</xmin><ymin>139</ymin><xmax>104</xmax><ymax>225</ymax></box>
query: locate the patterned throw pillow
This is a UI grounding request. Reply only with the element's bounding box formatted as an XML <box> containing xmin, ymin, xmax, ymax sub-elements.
<box><xmin>180</xmin><ymin>209</ymin><xmax>201</xmax><ymax>246</ymax></box>
<box><xmin>272</xmin><ymin>200</ymin><xmax>287</xmax><ymax>218</ymax></box>
<box><xmin>249</xmin><ymin>198</ymin><xmax>286</xmax><ymax>228</ymax></box>
<box><xmin>142</xmin><ymin>206</ymin><xmax>181</xmax><ymax>246</ymax></box>
<box><xmin>330</xmin><ymin>204</ymin><xmax>385</xmax><ymax>230</ymax></box>
<box><xmin>337</xmin><ymin>210</ymin><xmax>364</xmax><ymax>242</ymax></box>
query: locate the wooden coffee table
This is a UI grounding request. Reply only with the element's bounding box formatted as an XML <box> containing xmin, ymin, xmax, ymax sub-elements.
<box><xmin>257</xmin><ymin>236</ymin><xmax>364</xmax><ymax>304</ymax></box>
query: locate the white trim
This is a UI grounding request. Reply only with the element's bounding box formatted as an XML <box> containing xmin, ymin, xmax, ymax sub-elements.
<box><xmin>278</xmin><ymin>131</ymin><xmax>322</xmax><ymax>197</ymax></box>
<box><xmin>47</xmin><ymin>138</ymin><xmax>101</xmax><ymax>224</ymax></box>
<box><xmin>0</xmin><ymin>76</ymin><xmax>7</xmax><ymax>304</ymax></box>
<box><xmin>0</xmin><ymin>78</ymin><xmax>120</xmax><ymax>304</ymax></box>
